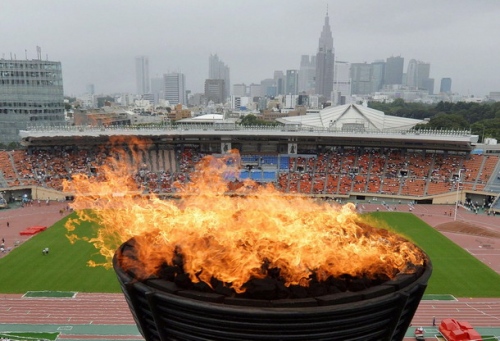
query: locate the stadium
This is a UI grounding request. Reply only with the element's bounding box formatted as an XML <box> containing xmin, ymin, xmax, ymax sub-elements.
<box><xmin>1</xmin><ymin>103</ymin><xmax>499</xmax><ymax>213</ymax></box>
<box><xmin>2</xmin><ymin>103</ymin><xmax>500</xmax><ymax>340</ymax></box>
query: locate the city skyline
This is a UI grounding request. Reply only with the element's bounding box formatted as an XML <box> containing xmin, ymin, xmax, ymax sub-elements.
<box><xmin>2</xmin><ymin>0</ymin><xmax>499</xmax><ymax>98</ymax></box>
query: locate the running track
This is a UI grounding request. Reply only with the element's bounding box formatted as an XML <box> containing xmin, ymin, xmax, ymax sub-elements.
<box><xmin>1</xmin><ymin>294</ymin><xmax>500</xmax><ymax>340</ymax></box>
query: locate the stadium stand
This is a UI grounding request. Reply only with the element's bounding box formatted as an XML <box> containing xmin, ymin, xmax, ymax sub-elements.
<box><xmin>2</xmin><ymin>147</ymin><xmax>499</xmax><ymax>199</ymax></box>
<box><xmin>1</xmin><ymin>124</ymin><xmax>499</xmax><ymax>214</ymax></box>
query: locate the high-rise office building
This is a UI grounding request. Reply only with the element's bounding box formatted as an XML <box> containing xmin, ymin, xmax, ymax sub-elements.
<box><xmin>205</xmin><ymin>79</ymin><xmax>225</xmax><ymax>104</ymax></box>
<box><xmin>298</xmin><ymin>55</ymin><xmax>316</xmax><ymax>94</ymax></box>
<box><xmin>315</xmin><ymin>11</ymin><xmax>334</xmax><ymax>98</ymax></box>
<box><xmin>417</xmin><ymin>62</ymin><xmax>430</xmax><ymax>89</ymax></box>
<box><xmin>333</xmin><ymin>61</ymin><xmax>351</xmax><ymax>106</ymax></box>
<box><xmin>384</xmin><ymin>56</ymin><xmax>404</xmax><ymax>86</ymax></box>
<box><xmin>0</xmin><ymin>57</ymin><xmax>65</xmax><ymax>144</ymax></box>
<box><xmin>151</xmin><ymin>76</ymin><xmax>165</xmax><ymax>104</ymax></box>
<box><xmin>164</xmin><ymin>72</ymin><xmax>186</xmax><ymax>105</ymax></box>
<box><xmin>135</xmin><ymin>56</ymin><xmax>150</xmax><ymax>95</ymax></box>
<box><xmin>86</xmin><ymin>84</ymin><xmax>95</xmax><ymax>95</ymax></box>
<box><xmin>233</xmin><ymin>84</ymin><xmax>247</xmax><ymax>97</ymax></box>
<box><xmin>406</xmin><ymin>59</ymin><xmax>419</xmax><ymax>89</ymax></box>
<box><xmin>406</xmin><ymin>59</ymin><xmax>432</xmax><ymax>92</ymax></box>
<box><xmin>371</xmin><ymin>60</ymin><xmax>385</xmax><ymax>93</ymax></box>
<box><xmin>208</xmin><ymin>54</ymin><xmax>230</xmax><ymax>99</ymax></box>
<box><xmin>274</xmin><ymin>71</ymin><xmax>285</xmax><ymax>96</ymax></box>
<box><xmin>350</xmin><ymin>63</ymin><xmax>372</xmax><ymax>95</ymax></box>
<box><xmin>422</xmin><ymin>78</ymin><xmax>434</xmax><ymax>95</ymax></box>
<box><xmin>260</xmin><ymin>78</ymin><xmax>276</xmax><ymax>97</ymax></box>
<box><xmin>440</xmin><ymin>78</ymin><xmax>452</xmax><ymax>93</ymax></box>
<box><xmin>285</xmin><ymin>70</ymin><xmax>299</xmax><ymax>95</ymax></box>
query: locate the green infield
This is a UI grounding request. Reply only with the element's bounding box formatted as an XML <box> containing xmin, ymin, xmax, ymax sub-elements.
<box><xmin>0</xmin><ymin>332</ymin><xmax>59</xmax><ymax>341</ymax></box>
<box><xmin>370</xmin><ymin>212</ymin><xmax>500</xmax><ymax>297</ymax></box>
<box><xmin>0</xmin><ymin>213</ymin><xmax>121</xmax><ymax>293</ymax></box>
<box><xmin>1</xmin><ymin>210</ymin><xmax>500</xmax><ymax>297</ymax></box>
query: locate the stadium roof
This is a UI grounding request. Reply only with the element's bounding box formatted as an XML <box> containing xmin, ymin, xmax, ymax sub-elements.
<box><xmin>277</xmin><ymin>103</ymin><xmax>424</xmax><ymax>131</ymax></box>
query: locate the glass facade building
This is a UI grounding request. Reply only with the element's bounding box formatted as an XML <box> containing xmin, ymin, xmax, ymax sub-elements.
<box><xmin>0</xmin><ymin>59</ymin><xmax>65</xmax><ymax>144</ymax></box>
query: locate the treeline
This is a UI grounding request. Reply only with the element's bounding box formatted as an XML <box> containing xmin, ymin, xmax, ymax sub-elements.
<box><xmin>368</xmin><ymin>99</ymin><xmax>500</xmax><ymax>141</ymax></box>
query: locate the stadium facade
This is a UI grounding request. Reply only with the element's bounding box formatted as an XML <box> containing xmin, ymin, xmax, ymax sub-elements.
<box><xmin>0</xmin><ymin>58</ymin><xmax>65</xmax><ymax>145</ymax></box>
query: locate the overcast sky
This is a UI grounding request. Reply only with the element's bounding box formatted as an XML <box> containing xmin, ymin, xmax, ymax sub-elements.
<box><xmin>2</xmin><ymin>0</ymin><xmax>499</xmax><ymax>98</ymax></box>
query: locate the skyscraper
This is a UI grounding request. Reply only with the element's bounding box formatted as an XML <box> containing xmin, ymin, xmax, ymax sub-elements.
<box><xmin>333</xmin><ymin>61</ymin><xmax>351</xmax><ymax>106</ymax></box>
<box><xmin>204</xmin><ymin>79</ymin><xmax>225</xmax><ymax>104</ymax></box>
<box><xmin>285</xmin><ymin>70</ymin><xmax>299</xmax><ymax>95</ymax></box>
<box><xmin>135</xmin><ymin>56</ymin><xmax>150</xmax><ymax>95</ymax></box>
<box><xmin>406</xmin><ymin>59</ymin><xmax>419</xmax><ymax>89</ymax></box>
<box><xmin>208</xmin><ymin>54</ymin><xmax>230</xmax><ymax>99</ymax></box>
<box><xmin>406</xmin><ymin>59</ymin><xmax>431</xmax><ymax>90</ymax></box>
<box><xmin>371</xmin><ymin>61</ymin><xmax>385</xmax><ymax>93</ymax></box>
<box><xmin>164</xmin><ymin>72</ymin><xmax>186</xmax><ymax>105</ymax></box>
<box><xmin>151</xmin><ymin>76</ymin><xmax>165</xmax><ymax>104</ymax></box>
<box><xmin>274</xmin><ymin>71</ymin><xmax>285</xmax><ymax>96</ymax></box>
<box><xmin>315</xmin><ymin>11</ymin><xmax>334</xmax><ymax>98</ymax></box>
<box><xmin>440</xmin><ymin>78</ymin><xmax>452</xmax><ymax>93</ymax></box>
<box><xmin>299</xmin><ymin>55</ymin><xmax>316</xmax><ymax>94</ymax></box>
<box><xmin>0</xmin><ymin>57</ymin><xmax>65</xmax><ymax>144</ymax></box>
<box><xmin>384</xmin><ymin>56</ymin><xmax>404</xmax><ymax>86</ymax></box>
<box><xmin>350</xmin><ymin>63</ymin><xmax>372</xmax><ymax>95</ymax></box>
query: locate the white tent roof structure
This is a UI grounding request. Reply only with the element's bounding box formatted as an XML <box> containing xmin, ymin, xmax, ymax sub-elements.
<box><xmin>277</xmin><ymin>103</ymin><xmax>424</xmax><ymax>131</ymax></box>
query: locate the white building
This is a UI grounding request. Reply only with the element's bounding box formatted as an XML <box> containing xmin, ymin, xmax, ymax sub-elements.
<box><xmin>277</xmin><ymin>103</ymin><xmax>424</xmax><ymax>131</ymax></box>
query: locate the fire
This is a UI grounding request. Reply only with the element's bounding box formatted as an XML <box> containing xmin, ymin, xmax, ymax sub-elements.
<box><xmin>64</xmin><ymin>148</ymin><xmax>424</xmax><ymax>293</ymax></box>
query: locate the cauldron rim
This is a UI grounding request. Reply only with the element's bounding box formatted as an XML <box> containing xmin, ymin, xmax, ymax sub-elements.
<box><xmin>113</xmin><ymin>237</ymin><xmax>432</xmax><ymax>308</ymax></box>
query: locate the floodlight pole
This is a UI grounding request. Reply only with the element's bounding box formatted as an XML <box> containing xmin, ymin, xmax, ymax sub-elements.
<box><xmin>454</xmin><ymin>169</ymin><xmax>462</xmax><ymax>221</ymax></box>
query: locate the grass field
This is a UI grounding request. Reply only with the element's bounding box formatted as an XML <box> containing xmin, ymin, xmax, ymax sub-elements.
<box><xmin>1</xmin><ymin>210</ymin><xmax>500</xmax><ymax>296</ymax></box>
<box><xmin>371</xmin><ymin>212</ymin><xmax>500</xmax><ymax>297</ymax></box>
<box><xmin>0</xmin><ymin>213</ymin><xmax>120</xmax><ymax>293</ymax></box>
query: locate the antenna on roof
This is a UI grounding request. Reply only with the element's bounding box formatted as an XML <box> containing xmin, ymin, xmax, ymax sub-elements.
<box><xmin>37</xmin><ymin>46</ymin><xmax>41</xmax><ymax>60</ymax></box>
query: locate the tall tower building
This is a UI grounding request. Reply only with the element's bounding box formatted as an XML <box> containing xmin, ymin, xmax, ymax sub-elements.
<box><xmin>0</xmin><ymin>57</ymin><xmax>65</xmax><ymax>144</ymax></box>
<box><xmin>315</xmin><ymin>11</ymin><xmax>334</xmax><ymax>98</ymax></box>
<box><xmin>208</xmin><ymin>54</ymin><xmax>230</xmax><ymax>100</ymax></box>
<box><xmin>151</xmin><ymin>76</ymin><xmax>165</xmax><ymax>104</ymax></box>
<box><xmin>440</xmin><ymin>78</ymin><xmax>452</xmax><ymax>93</ymax></box>
<box><xmin>416</xmin><ymin>62</ymin><xmax>430</xmax><ymax>89</ymax></box>
<box><xmin>135</xmin><ymin>56</ymin><xmax>150</xmax><ymax>95</ymax></box>
<box><xmin>273</xmin><ymin>71</ymin><xmax>285</xmax><ymax>96</ymax></box>
<box><xmin>371</xmin><ymin>60</ymin><xmax>385</xmax><ymax>93</ymax></box>
<box><xmin>298</xmin><ymin>55</ymin><xmax>316</xmax><ymax>94</ymax></box>
<box><xmin>350</xmin><ymin>63</ymin><xmax>372</xmax><ymax>95</ymax></box>
<box><xmin>406</xmin><ymin>59</ymin><xmax>431</xmax><ymax>90</ymax></box>
<box><xmin>204</xmin><ymin>79</ymin><xmax>225</xmax><ymax>104</ymax></box>
<box><xmin>164</xmin><ymin>72</ymin><xmax>186</xmax><ymax>105</ymax></box>
<box><xmin>384</xmin><ymin>56</ymin><xmax>404</xmax><ymax>86</ymax></box>
<box><xmin>406</xmin><ymin>59</ymin><xmax>419</xmax><ymax>89</ymax></box>
<box><xmin>333</xmin><ymin>61</ymin><xmax>351</xmax><ymax>106</ymax></box>
<box><xmin>285</xmin><ymin>70</ymin><xmax>299</xmax><ymax>95</ymax></box>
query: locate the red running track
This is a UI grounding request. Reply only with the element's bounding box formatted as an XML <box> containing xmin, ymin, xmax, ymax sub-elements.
<box><xmin>2</xmin><ymin>293</ymin><xmax>500</xmax><ymax>328</ymax></box>
<box><xmin>0</xmin><ymin>293</ymin><xmax>135</xmax><ymax>325</ymax></box>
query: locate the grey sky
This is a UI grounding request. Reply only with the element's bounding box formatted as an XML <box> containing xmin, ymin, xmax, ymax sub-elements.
<box><xmin>2</xmin><ymin>0</ymin><xmax>499</xmax><ymax>97</ymax></box>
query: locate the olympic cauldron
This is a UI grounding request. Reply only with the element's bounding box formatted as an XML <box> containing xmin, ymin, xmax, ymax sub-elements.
<box><xmin>113</xmin><ymin>233</ymin><xmax>431</xmax><ymax>341</ymax></box>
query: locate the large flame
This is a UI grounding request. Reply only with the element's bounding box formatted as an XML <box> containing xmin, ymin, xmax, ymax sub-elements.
<box><xmin>64</xmin><ymin>147</ymin><xmax>424</xmax><ymax>293</ymax></box>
